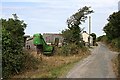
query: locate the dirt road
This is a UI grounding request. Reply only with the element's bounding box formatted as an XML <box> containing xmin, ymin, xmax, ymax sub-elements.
<box><xmin>66</xmin><ymin>43</ymin><xmax>118</xmax><ymax>78</ymax></box>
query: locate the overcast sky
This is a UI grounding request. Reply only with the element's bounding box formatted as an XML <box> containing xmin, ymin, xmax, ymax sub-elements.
<box><xmin>1</xmin><ymin>0</ymin><xmax>120</xmax><ymax>37</ymax></box>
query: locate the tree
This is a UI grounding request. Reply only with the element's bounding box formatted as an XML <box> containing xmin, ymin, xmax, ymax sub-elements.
<box><xmin>103</xmin><ymin>11</ymin><xmax>120</xmax><ymax>40</ymax></box>
<box><xmin>2</xmin><ymin>14</ymin><xmax>27</xmax><ymax>77</ymax></box>
<box><xmin>62</xmin><ymin>6</ymin><xmax>93</xmax><ymax>46</ymax></box>
<box><xmin>90</xmin><ymin>33</ymin><xmax>96</xmax><ymax>46</ymax></box>
<box><xmin>103</xmin><ymin>11</ymin><xmax>120</xmax><ymax>50</ymax></box>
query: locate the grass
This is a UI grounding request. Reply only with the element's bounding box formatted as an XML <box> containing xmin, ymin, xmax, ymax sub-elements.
<box><xmin>13</xmin><ymin>50</ymin><xmax>90</xmax><ymax>78</ymax></box>
<box><xmin>118</xmin><ymin>54</ymin><xmax>120</xmax><ymax>78</ymax></box>
<box><xmin>103</xmin><ymin>42</ymin><xmax>120</xmax><ymax>77</ymax></box>
<box><xmin>112</xmin><ymin>53</ymin><xmax>120</xmax><ymax>78</ymax></box>
<box><xmin>50</xmin><ymin>58</ymin><xmax>80</xmax><ymax>78</ymax></box>
<box><xmin>112</xmin><ymin>55</ymin><xmax>119</xmax><ymax>77</ymax></box>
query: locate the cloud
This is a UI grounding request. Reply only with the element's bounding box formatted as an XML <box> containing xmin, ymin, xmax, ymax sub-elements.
<box><xmin>2</xmin><ymin>0</ymin><xmax>119</xmax><ymax>36</ymax></box>
<box><xmin>75</xmin><ymin>0</ymin><xmax>119</xmax><ymax>9</ymax></box>
<box><xmin>2</xmin><ymin>0</ymin><xmax>39</xmax><ymax>2</ymax></box>
<box><xmin>76</xmin><ymin>0</ymin><xmax>119</xmax><ymax>5</ymax></box>
<box><xmin>2</xmin><ymin>6</ymin><xmax>31</xmax><ymax>10</ymax></box>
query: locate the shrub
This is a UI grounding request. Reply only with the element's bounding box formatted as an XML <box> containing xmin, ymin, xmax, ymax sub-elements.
<box><xmin>1</xmin><ymin>16</ymin><xmax>39</xmax><ymax>78</ymax></box>
<box><xmin>2</xmin><ymin>18</ymin><xmax>26</xmax><ymax>78</ymax></box>
<box><xmin>56</xmin><ymin>43</ymin><xmax>81</xmax><ymax>56</ymax></box>
<box><xmin>111</xmin><ymin>38</ymin><xmax>120</xmax><ymax>51</ymax></box>
<box><xmin>21</xmin><ymin>50</ymin><xmax>40</xmax><ymax>71</ymax></box>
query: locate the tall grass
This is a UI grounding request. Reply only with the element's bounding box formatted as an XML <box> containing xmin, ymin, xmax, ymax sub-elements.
<box><xmin>118</xmin><ymin>54</ymin><xmax>120</xmax><ymax>77</ymax></box>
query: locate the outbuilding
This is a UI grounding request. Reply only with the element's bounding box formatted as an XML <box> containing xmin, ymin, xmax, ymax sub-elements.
<box><xmin>82</xmin><ymin>31</ymin><xmax>93</xmax><ymax>46</ymax></box>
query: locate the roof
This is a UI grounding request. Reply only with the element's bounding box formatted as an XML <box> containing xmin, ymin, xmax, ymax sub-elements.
<box><xmin>43</xmin><ymin>33</ymin><xmax>62</xmax><ymax>36</ymax></box>
<box><xmin>82</xmin><ymin>31</ymin><xmax>89</xmax><ymax>35</ymax></box>
<box><xmin>82</xmin><ymin>31</ymin><xmax>93</xmax><ymax>37</ymax></box>
<box><xmin>24</xmin><ymin>35</ymin><xmax>30</xmax><ymax>37</ymax></box>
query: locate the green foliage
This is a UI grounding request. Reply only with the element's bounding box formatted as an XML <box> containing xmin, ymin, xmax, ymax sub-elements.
<box><xmin>62</xmin><ymin>27</ymin><xmax>82</xmax><ymax>44</ymax></box>
<box><xmin>62</xmin><ymin>6</ymin><xmax>93</xmax><ymax>45</ymax></box>
<box><xmin>90</xmin><ymin>33</ymin><xmax>96</xmax><ymax>46</ymax></box>
<box><xmin>103</xmin><ymin>10</ymin><xmax>120</xmax><ymax>78</ymax></box>
<box><xmin>97</xmin><ymin>35</ymin><xmax>104</xmax><ymax>42</ymax></box>
<box><xmin>111</xmin><ymin>38</ymin><xmax>120</xmax><ymax>49</ymax></box>
<box><xmin>57</xmin><ymin>43</ymin><xmax>79</xmax><ymax>56</ymax></box>
<box><xmin>103</xmin><ymin>11</ymin><xmax>120</xmax><ymax>50</ymax></box>
<box><xmin>103</xmin><ymin>11</ymin><xmax>120</xmax><ymax>40</ymax></box>
<box><xmin>67</xmin><ymin>6</ymin><xmax>93</xmax><ymax>27</ymax></box>
<box><xmin>1</xmin><ymin>15</ymin><xmax>27</xmax><ymax>78</ymax></box>
<box><xmin>118</xmin><ymin>54</ymin><xmax>120</xmax><ymax>77</ymax></box>
<box><xmin>97</xmin><ymin>35</ymin><xmax>111</xmax><ymax>44</ymax></box>
<box><xmin>0</xmin><ymin>22</ymin><xmax>1</xmax><ymax>46</ymax></box>
<box><xmin>90</xmin><ymin>33</ymin><xmax>96</xmax><ymax>41</ymax></box>
<box><xmin>56</xmin><ymin>43</ymin><xmax>88</xmax><ymax>56</ymax></box>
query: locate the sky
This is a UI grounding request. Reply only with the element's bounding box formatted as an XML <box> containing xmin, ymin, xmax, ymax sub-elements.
<box><xmin>1</xmin><ymin>0</ymin><xmax>120</xmax><ymax>37</ymax></box>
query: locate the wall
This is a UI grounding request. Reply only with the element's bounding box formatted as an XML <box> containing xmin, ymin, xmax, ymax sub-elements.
<box><xmin>82</xmin><ymin>32</ymin><xmax>93</xmax><ymax>46</ymax></box>
<box><xmin>43</xmin><ymin>33</ymin><xmax>64</xmax><ymax>45</ymax></box>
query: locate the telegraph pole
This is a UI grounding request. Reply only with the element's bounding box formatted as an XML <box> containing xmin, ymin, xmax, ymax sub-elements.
<box><xmin>88</xmin><ymin>16</ymin><xmax>91</xmax><ymax>47</ymax></box>
<box><xmin>89</xmin><ymin>16</ymin><xmax>91</xmax><ymax>35</ymax></box>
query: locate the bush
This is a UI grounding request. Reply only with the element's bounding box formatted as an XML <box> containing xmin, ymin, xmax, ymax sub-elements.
<box><xmin>1</xmin><ymin>16</ymin><xmax>39</xmax><ymax>78</ymax></box>
<box><xmin>56</xmin><ymin>43</ymin><xmax>83</xmax><ymax>56</ymax></box>
<box><xmin>112</xmin><ymin>38</ymin><xmax>120</xmax><ymax>49</ymax></box>
<box><xmin>2</xmin><ymin>49</ymin><xmax>40</xmax><ymax>78</ymax></box>
<box><xmin>21</xmin><ymin>50</ymin><xmax>40</xmax><ymax>71</ymax></box>
<box><xmin>2</xmin><ymin>18</ymin><xmax>26</xmax><ymax>77</ymax></box>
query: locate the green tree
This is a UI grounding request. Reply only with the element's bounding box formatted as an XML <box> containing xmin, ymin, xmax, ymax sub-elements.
<box><xmin>62</xmin><ymin>6</ymin><xmax>93</xmax><ymax>46</ymax></box>
<box><xmin>90</xmin><ymin>33</ymin><xmax>96</xmax><ymax>46</ymax></box>
<box><xmin>0</xmin><ymin>19</ymin><xmax>2</xmax><ymax>78</ymax></box>
<box><xmin>2</xmin><ymin>14</ymin><xmax>27</xmax><ymax>77</ymax></box>
<box><xmin>103</xmin><ymin>11</ymin><xmax>120</xmax><ymax>40</ymax></box>
<box><xmin>103</xmin><ymin>11</ymin><xmax>120</xmax><ymax>50</ymax></box>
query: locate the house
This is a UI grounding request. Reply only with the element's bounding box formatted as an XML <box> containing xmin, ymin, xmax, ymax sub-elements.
<box><xmin>82</xmin><ymin>31</ymin><xmax>93</xmax><ymax>46</ymax></box>
<box><xmin>43</xmin><ymin>33</ymin><xmax>64</xmax><ymax>46</ymax></box>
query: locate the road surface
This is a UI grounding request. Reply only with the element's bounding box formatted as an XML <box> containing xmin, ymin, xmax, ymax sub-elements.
<box><xmin>66</xmin><ymin>43</ymin><xmax>118</xmax><ymax>78</ymax></box>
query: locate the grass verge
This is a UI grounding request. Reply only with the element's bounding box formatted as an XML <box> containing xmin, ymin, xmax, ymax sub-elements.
<box><xmin>112</xmin><ymin>53</ymin><xmax>120</xmax><ymax>78</ymax></box>
<box><xmin>112</xmin><ymin>55</ymin><xmax>118</xmax><ymax>77</ymax></box>
<box><xmin>104</xmin><ymin>42</ymin><xmax>120</xmax><ymax>77</ymax></box>
<box><xmin>13</xmin><ymin>50</ymin><xmax>90</xmax><ymax>78</ymax></box>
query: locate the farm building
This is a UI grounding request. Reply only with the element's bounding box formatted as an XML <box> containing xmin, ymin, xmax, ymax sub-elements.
<box><xmin>43</xmin><ymin>33</ymin><xmax>64</xmax><ymax>46</ymax></box>
<box><xmin>82</xmin><ymin>31</ymin><xmax>93</xmax><ymax>46</ymax></box>
<box><xmin>24</xmin><ymin>32</ymin><xmax>93</xmax><ymax>49</ymax></box>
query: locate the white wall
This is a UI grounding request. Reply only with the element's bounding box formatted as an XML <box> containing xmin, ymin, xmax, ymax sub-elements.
<box><xmin>82</xmin><ymin>33</ymin><xmax>89</xmax><ymax>42</ymax></box>
<box><xmin>82</xmin><ymin>32</ymin><xmax>93</xmax><ymax>45</ymax></box>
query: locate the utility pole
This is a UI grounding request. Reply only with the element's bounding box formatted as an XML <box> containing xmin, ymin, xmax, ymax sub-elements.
<box><xmin>88</xmin><ymin>16</ymin><xmax>91</xmax><ymax>47</ymax></box>
<box><xmin>89</xmin><ymin>16</ymin><xmax>91</xmax><ymax>35</ymax></box>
